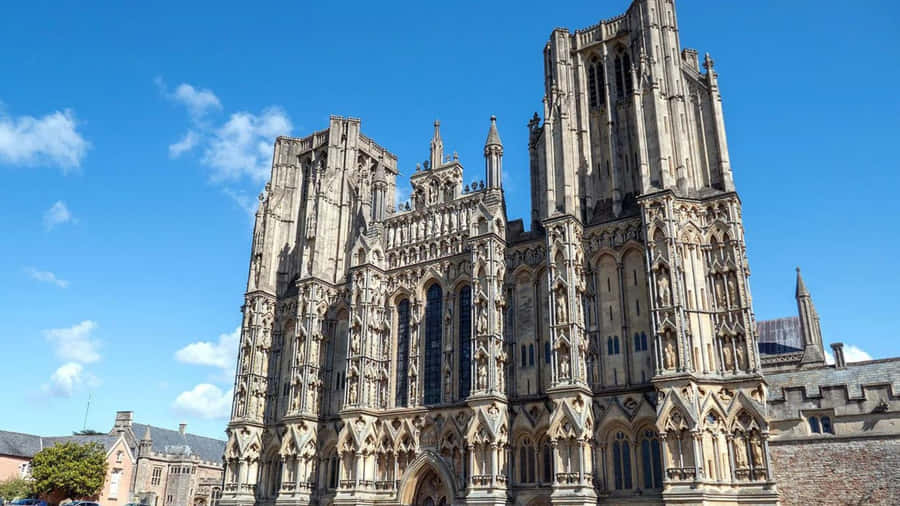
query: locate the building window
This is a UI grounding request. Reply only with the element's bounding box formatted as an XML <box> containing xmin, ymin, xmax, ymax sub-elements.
<box><xmin>586</xmin><ymin>57</ymin><xmax>605</xmax><ymax>108</ymax></box>
<box><xmin>328</xmin><ymin>455</ymin><xmax>339</xmax><ymax>489</ymax></box>
<box><xmin>608</xmin><ymin>337</ymin><xmax>614</xmax><ymax>355</ymax></box>
<box><xmin>521</xmin><ymin>345</ymin><xmax>527</xmax><ymax>367</ymax></box>
<box><xmin>614</xmin><ymin>336</ymin><xmax>620</xmax><ymax>354</ymax></box>
<box><xmin>109</xmin><ymin>470</ymin><xmax>121</xmax><ymax>499</ymax></box>
<box><xmin>151</xmin><ymin>467</ymin><xmax>162</xmax><ymax>486</ymax></box>
<box><xmin>167</xmin><ymin>496</ymin><xmax>173</xmax><ymax>505</ymax></box>
<box><xmin>808</xmin><ymin>415</ymin><xmax>834</xmax><ymax>435</ymax></box>
<box><xmin>211</xmin><ymin>488</ymin><xmax>221</xmax><ymax>506</ymax></box>
<box><xmin>116</xmin><ymin>450</ymin><xmax>123</xmax><ymax>464</ymax></box>
<box><xmin>640</xmin><ymin>431</ymin><xmax>663</xmax><ymax>489</ymax></box>
<box><xmin>641</xmin><ymin>332</ymin><xmax>648</xmax><ymax>351</ymax></box>
<box><xmin>395</xmin><ymin>299</ymin><xmax>411</xmax><ymax>406</ymax></box>
<box><xmin>544</xmin><ymin>341</ymin><xmax>551</xmax><ymax>364</ymax></box>
<box><xmin>423</xmin><ymin>283</ymin><xmax>443</xmax><ymax>405</ymax></box>
<box><xmin>612</xmin><ymin>432</ymin><xmax>632</xmax><ymax>490</ymax></box>
<box><xmin>459</xmin><ymin>285</ymin><xmax>472</xmax><ymax>398</ymax></box>
<box><xmin>528</xmin><ymin>344</ymin><xmax>535</xmax><ymax>366</ymax></box>
<box><xmin>542</xmin><ymin>444</ymin><xmax>552</xmax><ymax>483</ymax></box>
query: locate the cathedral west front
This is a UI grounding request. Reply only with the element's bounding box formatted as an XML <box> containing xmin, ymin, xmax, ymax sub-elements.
<box><xmin>218</xmin><ymin>1</ymin><xmax>900</xmax><ymax>505</ymax></box>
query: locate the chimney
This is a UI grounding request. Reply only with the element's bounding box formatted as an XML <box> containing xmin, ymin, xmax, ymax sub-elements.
<box><xmin>114</xmin><ymin>411</ymin><xmax>134</xmax><ymax>433</ymax></box>
<box><xmin>178</xmin><ymin>423</ymin><xmax>187</xmax><ymax>435</ymax></box>
<box><xmin>831</xmin><ymin>342</ymin><xmax>846</xmax><ymax>369</ymax></box>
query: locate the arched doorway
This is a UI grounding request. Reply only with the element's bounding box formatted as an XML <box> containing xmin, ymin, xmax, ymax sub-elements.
<box><xmin>397</xmin><ymin>451</ymin><xmax>456</xmax><ymax>506</ymax></box>
<box><xmin>412</xmin><ymin>468</ymin><xmax>449</xmax><ymax>506</ymax></box>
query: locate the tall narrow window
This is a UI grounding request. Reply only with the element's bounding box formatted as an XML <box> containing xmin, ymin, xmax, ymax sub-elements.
<box><xmin>395</xmin><ymin>299</ymin><xmax>410</xmax><ymax>407</ymax></box>
<box><xmin>614</xmin><ymin>336</ymin><xmax>620</xmax><ymax>355</ymax></box>
<box><xmin>521</xmin><ymin>345</ymin><xmax>527</xmax><ymax>367</ymax></box>
<box><xmin>542</xmin><ymin>445</ymin><xmax>552</xmax><ymax>482</ymax></box>
<box><xmin>545</xmin><ymin>341</ymin><xmax>551</xmax><ymax>364</ymax></box>
<box><xmin>641</xmin><ymin>431</ymin><xmax>663</xmax><ymax>489</ymax></box>
<box><xmin>634</xmin><ymin>333</ymin><xmax>641</xmax><ymax>352</ymax></box>
<box><xmin>424</xmin><ymin>284</ymin><xmax>443</xmax><ymax>404</ymax></box>
<box><xmin>459</xmin><ymin>286</ymin><xmax>472</xmax><ymax>398</ymax></box>
<box><xmin>808</xmin><ymin>416</ymin><xmax>820</xmax><ymax>434</ymax></box>
<box><xmin>623</xmin><ymin>53</ymin><xmax>633</xmax><ymax>93</ymax></box>
<box><xmin>608</xmin><ymin>337</ymin><xmax>614</xmax><ymax>355</ymax></box>
<box><xmin>615</xmin><ymin>56</ymin><xmax>624</xmax><ymax>98</ymax></box>
<box><xmin>641</xmin><ymin>332</ymin><xmax>648</xmax><ymax>351</ymax></box>
<box><xmin>529</xmin><ymin>344</ymin><xmax>535</xmax><ymax>366</ymax></box>
<box><xmin>587</xmin><ymin>64</ymin><xmax>598</xmax><ymax>108</ymax></box>
<box><xmin>613</xmin><ymin>432</ymin><xmax>632</xmax><ymax>489</ymax></box>
<box><xmin>821</xmin><ymin>416</ymin><xmax>833</xmax><ymax>434</ymax></box>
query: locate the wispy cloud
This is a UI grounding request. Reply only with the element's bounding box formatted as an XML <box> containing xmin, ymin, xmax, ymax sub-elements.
<box><xmin>169</xmin><ymin>130</ymin><xmax>199</xmax><ymax>158</ymax></box>
<box><xmin>44</xmin><ymin>320</ymin><xmax>101</xmax><ymax>364</ymax></box>
<box><xmin>223</xmin><ymin>188</ymin><xmax>258</xmax><ymax>218</ymax></box>
<box><xmin>0</xmin><ymin>105</ymin><xmax>90</xmax><ymax>171</ymax></box>
<box><xmin>43</xmin><ymin>200</ymin><xmax>75</xmax><ymax>230</ymax></box>
<box><xmin>158</xmin><ymin>78</ymin><xmax>291</xmax><ymax>186</ymax></box>
<box><xmin>174</xmin><ymin>326</ymin><xmax>240</xmax><ymax>374</ymax></box>
<box><xmin>173</xmin><ymin>384</ymin><xmax>233</xmax><ymax>419</ymax></box>
<box><xmin>43</xmin><ymin>362</ymin><xmax>98</xmax><ymax>398</ymax></box>
<box><xmin>26</xmin><ymin>267</ymin><xmax>69</xmax><ymax>288</ymax></box>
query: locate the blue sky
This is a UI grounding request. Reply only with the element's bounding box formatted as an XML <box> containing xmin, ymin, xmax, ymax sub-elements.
<box><xmin>1</xmin><ymin>1</ymin><xmax>898</xmax><ymax>440</ymax></box>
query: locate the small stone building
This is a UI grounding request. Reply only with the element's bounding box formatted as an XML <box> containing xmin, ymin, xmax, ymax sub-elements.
<box><xmin>110</xmin><ymin>412</ymin><xmax>225</xmax><ymax>506</ymax></box>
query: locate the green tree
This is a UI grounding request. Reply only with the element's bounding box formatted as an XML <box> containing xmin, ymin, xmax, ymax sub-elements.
<box><xmin>0</xmin><ymin>477</ymin><xmax>32</xmax><ymax>500</ymax></box>
<box><xmin>30</xmin><ymin>442</ymin><xmax>107</xmax><ymax>500</ymax></box>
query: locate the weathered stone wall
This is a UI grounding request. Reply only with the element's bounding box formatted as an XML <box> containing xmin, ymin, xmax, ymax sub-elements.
<box><xmin>769</xmin><ymin>437</ymin><xmax>900</xmax><ymax>505</ymax></box>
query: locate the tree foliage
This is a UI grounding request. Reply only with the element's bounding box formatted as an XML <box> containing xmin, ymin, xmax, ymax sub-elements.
<box><xmin>30</xmin><ymin>442</ymin><xmax>107</xmax><ymax>500</ymax></box>
<box><xmin>0</xmin><ymin>477</ymin><xmax>32</xmax><ymax>500</ymax></box>
<box><xmin>72</xmin><ymin>430</ymin><xmax>104</xmax><ymax>436</ymax></box>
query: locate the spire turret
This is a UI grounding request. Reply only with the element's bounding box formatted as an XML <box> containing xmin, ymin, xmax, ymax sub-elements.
<box><xmin>796</xmin><ymin>267</ymin><xmax>825</xmax><ymax>365</ymax></box>
<box><xmin>429</xmin><ymin>120</ymin><xmax>443</xmax><ymax>169</ymax></box>
<box><xmin>484</xmin><ymin>115</ymin><xmax>503</xmax><ymax>189</ymax></box>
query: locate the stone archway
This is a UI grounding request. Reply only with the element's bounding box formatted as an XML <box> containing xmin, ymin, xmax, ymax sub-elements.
<box><xmin>397</xmin><ymin>451</ymin><xmax>457</xmax><ymax>506</ymax></box>
<box><xmin>412</xmin><ymin>468</ymin><xmax>449</xmax><ymax>506</ymax></box>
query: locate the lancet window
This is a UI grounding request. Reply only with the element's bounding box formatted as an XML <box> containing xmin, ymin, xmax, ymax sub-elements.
<box><xmin>424</xmin><ymin>283</ymin><xmax>443</xmax><ymax>404</ymax></box>
<box><xmin>395</xmin><ymin>299</ymin><xmax>410</xmax><ymax>407</ymax></box>
<box><xmin>459</xmin><ymin>285</ymin><xmax>472</xmax><ymax>398</ymax></box>
<box><xmin>640</xmin><ymin>430</ymin><xmax>663</xmax><ymax>489</ymax></box>
<box><xmin>587</xmin><ymin>56</ymin><xmax>605</xmax><ymax>108</ymax></box>
<box><xmin>612</xmin><ymin>431</ymin><xmax>633</xmax><ymax>490</ymax></box>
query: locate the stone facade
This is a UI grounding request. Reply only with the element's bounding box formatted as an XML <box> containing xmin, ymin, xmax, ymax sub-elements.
<box><xmin>218</xmin><ymin>1</ymin><xmax>897</xmax><ymax>505</ymax></box>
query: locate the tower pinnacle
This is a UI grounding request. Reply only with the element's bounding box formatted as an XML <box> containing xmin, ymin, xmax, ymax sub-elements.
<box><xmin>429</xmin><ymin>120</ymin><xmax>443</xmax><ymax>169</ymax></box>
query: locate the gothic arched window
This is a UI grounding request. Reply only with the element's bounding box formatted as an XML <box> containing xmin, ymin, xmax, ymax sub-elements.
<box><xmin>529</xmin><ymin>344</ymin><xmax>535</xmax><ymax>366</ymax></box>
<box><xmin>607</xmin><ymin>337</ymin><xmax>614</xmax><ymax>355</ymax></box>
<box><xmin>459</xmin><ymin>285</ymin><xmax>472</xmax><ymax>398</ymax></box>
<box><xmin>521</xmin><ymin>345</ymin><xmax>527</xmax><ymax>367</ymax></box>
<box><xmin>821</xmin><ymin>416</ymin><xmax>833</xmax><ymax>434</ymax></box>
<box><xmin>614</xmin><ymin>56</ymin><xmax>624</xmax><ymax>98</ymax></box>
<box><xmin>612</xmin><ymin>432</ymin><xmax>632</xmax><ymax>490</ymax></box>
<box><xmin>542</xmin><ymin>444</ymin><xmax>552</xmax><ymax>483</ymax></box>
<box><xmin>640</xmin><ymin>431</ymin><xmax>663</xmax><ymax>489</ymax></box>
<box><xmin>395</xmin><ymin>299</ymin><xmax>410</xmax><ymax>407</ymax></box>
<box><xmin>587</xmin><ymin>57</ymin><xmax>605</xmax><ymax>109</ymax></box>
<box><xmin>424</xmin><ymin>283</ymin><xmax>443</xmax><ymax>404</ymax></box>
<box><xmin>623</xmin><ymin>53</ymin><xmax>633</xmax><ymax>94</ymax></box>
<box><xmin>614</xmin><ymin>336</ymin><xmax>620</xmax><ymax>355</ymax></box>
<box><xmin>808</xmin><ymin>416</ymin><xmax>820</xmax><ymax>434</ymax></box>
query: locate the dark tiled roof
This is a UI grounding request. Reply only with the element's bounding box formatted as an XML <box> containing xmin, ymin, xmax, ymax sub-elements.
<box><xmin>0</xmin><ymin>430</ymin><xmax>43</xmax><ymax>458</ymax></box>
<box><xmin>0</xmin><ymin>432</ymin><xmax>118</xmax><ymax>458</ymax></box>
<box><xmin>766</xmin><ymin>357</ymin><xmax>900</xmax><ymax>400</ymax></box>
<box><xmin>757</xmin><ymin>316</ymin><xmax>803</xmax><ymax>355</ymax></box>
<box><xmin>131</xmin><ymin>423</ymin><xmax>224</xmax><ymax>464</ymax></box>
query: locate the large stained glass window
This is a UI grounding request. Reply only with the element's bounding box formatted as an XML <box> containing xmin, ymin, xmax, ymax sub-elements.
<box><xmin>424</xmin><ymin>284</ymin><xmax>443</xmax><ymax>404</ymax></box>
<box><xmin>458</xmin><ymin>285</ymin><xmax>472</xmax><ymax>399</ymax></box>
<box><xmin>395</xmin><ymin>299</ymin><xmax>410</xmax><ymax>407</ymax></box>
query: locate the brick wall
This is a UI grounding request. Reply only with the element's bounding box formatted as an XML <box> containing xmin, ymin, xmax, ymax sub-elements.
<box><xmin>769</xmin><ymin>437</ymin><xmax>900</xmax><ymax>505</ymax></box>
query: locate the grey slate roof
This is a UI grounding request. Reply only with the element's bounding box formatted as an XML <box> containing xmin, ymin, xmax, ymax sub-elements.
<box><xmin>757</xmin><ymin>316</ymin><xmax>803</xmax><ymax>355</ymax></box>
<box><xmin>131</xmin><ymin>423</ymin><xmax>225</xmax><ymax>464</ymax></box>
<box><xmin>0</xmin><ymin>430</ymin><xmax>43</xmax><ymax>458</ymax></box>
<box><xmin>766</xmin><ymin>357</ymin><xmax>900</xmax><ymax>400</ymax></box>
<box><xmin>0</xmin><ymin>431</ymin><xmax>118</xmax><ymax>458</ymax></box>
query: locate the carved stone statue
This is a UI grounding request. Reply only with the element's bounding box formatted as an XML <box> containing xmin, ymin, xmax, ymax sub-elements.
<box><xmin>657</xmin><ymin>275</ymin><xmax>671</xmax><ymax>306</ymax></box>
<box><xmin>723</xmin><ymin>340</ymin><xmax>734</xmax><ymax>371</ymax></box>
<box><xmin>559</xmin><ymin>349</ymin><xmax>571</xmax><ymax>379</ymax></box>
<box><xmin>664</xmin><ymin>337</ymin><xmax>676</xmax><ymax>370</ymax></box>
<box><xmin>716</xmin><ymin>276</ymin><xmax>727</xmax><ymax>306</ymax></box>
<box><xmin>477</xmin><ymin>302</ymin><xmax>488</xmax><ymax>334</ymax></box>
<box><xmin>477</xmin><ymin>359</ymin><xmax>488</xmax><ymax>390</ymax></box>
<box><xmin>751</xmin><ymin>437</ymin><xmax>764</xmax><ymax>467</ymax></box>
<box><xmin>348</xmin><ymin>378</ymin><xmax>358</xmax><ymax>404</ymax></box>
<box><xmin>496</xmin><ymin>360</ymin><xmax>505</xmax><ymax>389</ymax></box>
<box><xmin>735</xmin><ymin>340</ymin><xmax>746</xmax><ymax>371</ymax></box>
<box><xmin>727</xmin><ymin>273</ymin><xmax>738</xmax><ymax>306</ymax></box>
<box><xmin>734</xmin><ymin>437</ymin><xmax>748</xmax><ymax>468</ymax></box>
<box><xmin>444</xmin><ymin>368</ymin><xmax>452</xmax><ymax>398</ymax></box>
<box><xmin>555</xmin><ymin>288</ymin><xmax>568</xmax><ymax>323</ymax></box>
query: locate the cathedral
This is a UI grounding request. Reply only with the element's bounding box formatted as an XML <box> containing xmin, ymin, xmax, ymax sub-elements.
<box><xmin>219</xmin><ymin>1</ymin><xmax>900</xmax><ymax>505</ymax></box>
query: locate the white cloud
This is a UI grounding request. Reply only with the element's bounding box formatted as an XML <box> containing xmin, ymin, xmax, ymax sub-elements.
<box><xmin>175</xmin><ymin>326</ymin><xmax>240</xmax><ymax>373</ymax></box>
<box><xmin>44</xmin><ymin>320</ymin><xmax>101</xmax><ymax>364</ymax></box>
<box><xmin>0</xmin><ymin>107</ymin><xmax>89</xmax><ymax>171</ymax></box>
<box><xmin>157</xmin><ymin>78</ymin><xmax>291</xmax><ymax>184</ymax></box>
<box><xmin>223</xmin><ymin>188</ymin><xmax>259</xmax><ymax>218</ymax></box>
<box><xmin>43</xmin><ymin>362</ymin><xmax>97</xmax><ymax>397</ymax></box>
<box><xmin>173</xmin><ymin>384</ymin><xmax>233</xmax><ymax>419</ymax></box>
<box><xmin>203</xmin><ymin>108</ymin><xmax>291</xmax><ymax>182</ymax></box>
<box><xmin>169</xmin><ymin>130</ymin><xmax>199</xmax><ymax>158</ymax></box>
<box><xmin>26</xmin><ymin>267</ymin><xmax>69</xmax><ymax>288</ymax></box>
<box><xmin>825</xmin><ymin>343</ymin><xmax>873</xmax><ymax>365</ymax></box>
<box><xmin>156</xmin><ymin>78</ymin><xmax>222</xmax><ymax>122</ymax></box>
<box><xmin>43</xmin><ymin>200</ymin><xmax>74</xmax><ymax>230</ymax></box>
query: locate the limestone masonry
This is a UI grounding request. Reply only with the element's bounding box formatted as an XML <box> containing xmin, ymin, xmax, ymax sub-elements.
<box><xmin>218</xmin><ymin>1</ymin><xmax>900</xmax><ymax>504</ymax></box>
